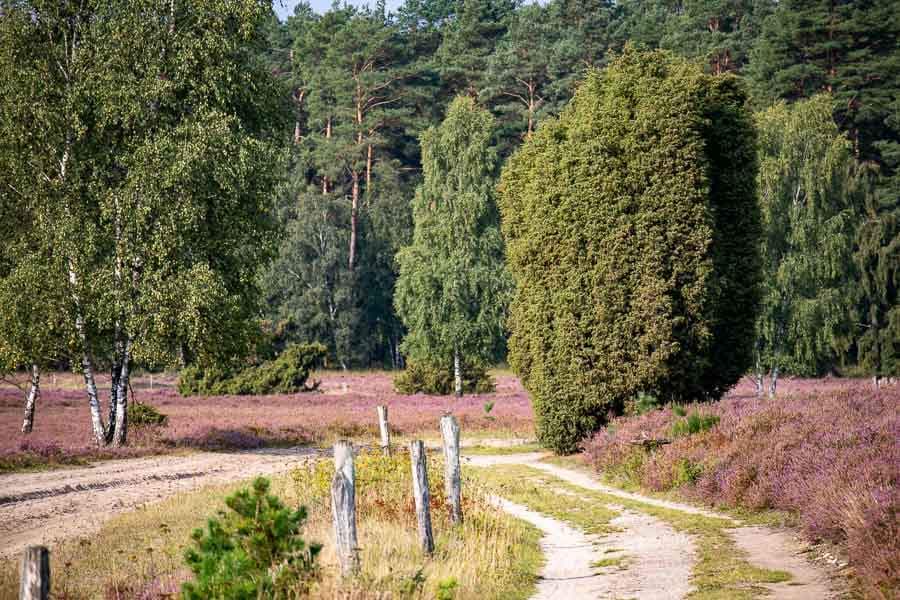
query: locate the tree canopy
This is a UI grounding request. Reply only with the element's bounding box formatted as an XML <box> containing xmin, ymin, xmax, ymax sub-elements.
<box><xmin>0</xmin><ymin>0</ymin><xmax>285</xmax><ymax>445</ymax></box>
<box><xmin>395</xmin><ymin>96</ymin><xmax>511</xmax><ymax>391</ymax></box>
<box><xmin>498</xmin><ymin>49</ymin><xmax>760</xmax><ymax>452</ymax></box>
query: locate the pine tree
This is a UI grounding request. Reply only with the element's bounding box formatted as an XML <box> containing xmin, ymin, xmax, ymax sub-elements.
<box><xmin>395</xmin><ymin>96</ymin><xmax>511</xmax><ymax>396</ymax></box>
<box><xmin>482</xmin><ymin>3</ymin><xmax>572</xmax><ymax>152</ymax></box>
<box><xmin>754</xmin><ymin>96</ymin><xmax>862</xmax><ymax>394</ymax></box>
<box><xmin>434</xmin><ymin>0</ymin><xmax>517</xmax><ymax>97</ymax></box>
<box><xmin>498</xmin><ymin>49</ymin><xmax>760</xmax><ymax>452</ymax></box>
<box><xmin>265</xmin><ymin>6</ymin><xmax>418</xmax><ymax>368</ymax></box>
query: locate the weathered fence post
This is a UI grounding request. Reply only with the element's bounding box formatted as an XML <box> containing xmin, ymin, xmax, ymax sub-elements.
<box><xmin>333</xmin><ymin>439</ymin><xmax>355</xmax><ymax>487</ymax></box>
<box><xmin>20</xmin><ymin>546</ymin><xmax>49</xmax><ymax>600</ymax></box>
<box><xmin>377</xmin><ymin>406</ymin><xmax>391</xmax><ymax>456</ymax></box>
<box><xmin>440</xmin><ymin>414</ymin><xmax>462</xmax><ymax>525</ymax></box>
<box><xmin>331</xmin><ymin>441</ymin><xmax>359</xmax><ymax>577</ymax></box>
<box><xmin>409</xmin><ymin>440</ymin><xmax>434</xmax><ymax>555</ymax></box>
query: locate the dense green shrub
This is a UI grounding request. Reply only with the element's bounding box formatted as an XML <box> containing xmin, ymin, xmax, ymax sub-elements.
<box><xmin>127</xmin><ymin>402</ymin><xmax>168</xmax><ymax>427</ymax></box>
<box><xmin>178</xmin><ymin>343</ymin><xmax>326</xmax><ymax>396</ymax></box>
<box><xmin>182</xmin><ymin>477</ymin><xmax>321</xmax><ymax>599</ymax></box>
<box><xmin>498</xmin><ymin>48</ymin><xmax>761</xmax><ymax>453</ymax></box>
<box><xmin>394</xmin><ymin>361</ymin><xmax>495</xmax><ymax>395</ymax></box>
<box><xmin>670</xmin><ymin>411</ymin><xmax>720</xmax><ymax>438</ymax></box>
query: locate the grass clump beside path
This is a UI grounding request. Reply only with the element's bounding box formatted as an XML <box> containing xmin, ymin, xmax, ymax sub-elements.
<box><xmin>471</xmin><ymin>464</ymin><xmax>790</xmax><ymax>600</ymax></box>
<box><xmin>0</xmin><ymin>452</ymin><xmax>542</xmax><ymax>599</ymax></box>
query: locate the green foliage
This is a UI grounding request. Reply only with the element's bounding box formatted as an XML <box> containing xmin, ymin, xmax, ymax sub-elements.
<box><xmin>261</xmin><ymin>4</ymin><xmax>418</xmax><ymax>369</ymax></box>
<box><xmin>624</xmin><ymin>392</ymin><xmax>661</xmax><ymax>417</ymax></box>
<box><xmin>393</xmin><ymin>361</ymin><xmax>495</xmax><ymax>395</ymax></box>
<box><xmin>436</xmin><ymin>577</ymin><xmax>460</xmax><ymax>600</ymax></box>
<box><xmin>127</xmin><ymin>402</ymin><xmax>168</xmax><ymax>428</ymax></box>
<box><xmin>498</xmin><ymin>49</ymin><xmax>761</xmax><ymax>453</ymax></box>
<box><xmin>754</xmin><ymin>96</ymin><xmax>862</xmax><ymax>376</ymax></box>
<box><xmin>671</xmin><ymin>412</ymin><xmax>720</xmax><ymax>438</ymax></box>
<box><xmin>178</xmin><ymin>343</ymin><xmax>326</xmax><ymax>396</ymax></box>
<box><xmin>182</xmin><ymin>477</ymin><xmax>321</xmax><ymax>600</ymax></box>
<box><xmin>395</xmin><ymin>96</ymin><xmax>512</xmax><ymax>379</ymax></box>
<box><xmin>0</xmin><ymin>0</ymin><xmax>286</xmax><ymax>444</ymax></box>
<box><xmin>671</xmin><ymin>458</ymin><xmax>704</xmax><ymax>487</ymax></box>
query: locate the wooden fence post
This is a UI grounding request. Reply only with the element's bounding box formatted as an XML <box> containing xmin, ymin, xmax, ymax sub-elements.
<box><xmin>377</xmin><ymin>406</ymin><xmax>390</xmax><ymax>456</ymax></box>
<box><xmin>20</xmin><ymin>546</ymin><xmax>49</xmax><ymax>600</ymax></box>
<box><xmin>409</xmin><ymin>440</ymin><xmax>434</xmax><ymax>555</ymax></box>
<box><xmin>440</xmin><ymin>414</ymin><xmax>462</xmax><ymax>525</ymax></box>
<box><xmin>333</xmin><ymin>439</ymin><xmax>355</xmax><ymax>487</ymax></box>
<box><xmin>331</xmin><ymin>441</ymin><xmax>358</xmax><ymax>577</ymax></box>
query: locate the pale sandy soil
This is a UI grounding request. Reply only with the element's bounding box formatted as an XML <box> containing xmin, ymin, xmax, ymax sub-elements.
<box><xmin>467</xmin><ymin>453</ymin><xmax>845</xmax><ymax>600</ymax></box>
<box><xmin>0</xmin><ymin>447</ymin><xmax>317</xmax><ymax>559</ymax></box>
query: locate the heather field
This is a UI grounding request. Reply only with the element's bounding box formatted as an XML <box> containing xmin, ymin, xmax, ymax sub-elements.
<box><xmin>583</xmin><ymin>379</ymin><xmax>900</xmax><ymax>598</ymax></box>
<box><xmin>0</xmin><ymin>370</ymin><xmax>534</xmax><ymax>472</ymax></box>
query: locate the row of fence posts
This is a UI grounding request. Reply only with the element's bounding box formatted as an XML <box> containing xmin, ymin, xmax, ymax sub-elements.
<box><xmin>331</xmin><ymin>408</ymin><xmax>462</xmax><ymax>577</ymax></box>
<box><xmin>16</xmin><ymin>407</ymin><xmax>463</xmax><ymax>597</ymax></box>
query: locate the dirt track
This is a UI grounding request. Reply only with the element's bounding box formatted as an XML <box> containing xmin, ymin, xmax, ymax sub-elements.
<box><xmin>468</xmin><ymin>454</ymin><xmax>844</xmax><ymax>600</ymax></box>
<box><xmin>0</xmin><ymin>447</ymin><xmax>317</xmax><ymax>559</ymax></box>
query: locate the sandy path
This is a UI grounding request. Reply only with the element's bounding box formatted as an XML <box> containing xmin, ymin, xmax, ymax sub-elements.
<box><xmin>0</xmin><ymin>447</ymin><xmax>317</xmax><ymax>558</ymax></box>
<box><xmin>467</xmin><ymin>453</ymin><xmax>843</xmax><ymax>600</ymax></box>
<box><xmin>732</xmin><ymin>527</ymin><xmax>838</xmax><ymax>600</ymax></box>
<box><xmin>493</xmin><ymin>496</ymin><xmax>609</xmax><ymax>599</ymax></box>
<box><xmin>471</xmin><ymin>455</ymin><xmax>697</xmax><ymax>599</ymax></box>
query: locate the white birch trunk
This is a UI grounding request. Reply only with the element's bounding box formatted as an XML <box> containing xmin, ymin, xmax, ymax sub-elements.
<box><xmin>768</xmin><ymin>366</ymin><xmax>779</xmax><ymax>399</ymax></box>
<box><xmin>453</xmin><ymin>349</ymin><xmax>462</xmax><ymax>398</ymax></box>
<box><xmin>68</xmin><ymin>265</ymin><xmax>106</xmax><ymax>445</ymax></box>
<box><xmin>754</xmin><ymin>350</ymin><xmax>765</xmax><ymax>398</ymax></box>
<box><xmin>21</xmin><ymin>365</ymin><xmax>40</xmax><ymax>434</ymax></box>
<box><xmin>112</xmin><ymin>336</ymin><xmax>132</xmax><ymax>446</ymax></box>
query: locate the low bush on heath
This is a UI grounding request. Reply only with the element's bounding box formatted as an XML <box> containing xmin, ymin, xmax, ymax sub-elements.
<box><xmin>584</xmin><ymin>387</ymin><xmax>900</xmax><ymax>598</ymax></box>
<box><xmin>394</xmin><ymin>361</ymin><xmax>495</xmax><ymax>395</ymax></box>
<box><xmin>128</xmin><ymin>402</ymin><xmax>169</xmax><ymax>427</ymax></box>
<box><xmin>178</xmin><ymin>343</ymin><xmax>326</xmax><ymax>396</ymax></box>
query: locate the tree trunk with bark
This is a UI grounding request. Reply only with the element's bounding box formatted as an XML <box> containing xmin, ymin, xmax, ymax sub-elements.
<box><xmin>112</xmin><ymin>336</ymin><xmax>132</xmax><ymax>446</ymax></box>
<box><xmin>69</xmin><ymin>266</ymin><xmax>106</xmax><ymax>446</ymax></box>
<box><xmin>349</xmin><ymin>171</ymin><xmax>359</xmax><ymax>270</ymax></box>
<box><xmin>754</xmin><ymin>350</ymin><xmax>765</xmax><ymax>398</ymax></box>
<box><xmin>768</xmin><ymin>366</ymin><xmax>779</xmax><ymax>399</ymax></box>
<box><xmin>453</xmin><ymin>349</ymin><xmax>462</xmax><ymax>398</ymax></box>
<box><xmin>21</xmin><ymin>364</ymin><xmax>40</xmax><ymax>434</ymax></box>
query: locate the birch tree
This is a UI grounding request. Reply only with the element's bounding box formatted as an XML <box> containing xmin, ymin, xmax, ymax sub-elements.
<box><xmin>0</xmin><ymin>0</ymin><xmax>284</xmax><ymax>445</ymax></box>
<box><xmin>754</xmin><ymin>96</ymin><xmax>862</xmax><ymax>395</ymax></box>
<box><xmin>395</xmin><ymin>96</ymin><xmax>511</xmax><ymax>396</ymax></box>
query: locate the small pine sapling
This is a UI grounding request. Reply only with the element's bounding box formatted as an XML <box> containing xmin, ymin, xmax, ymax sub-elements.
<box><xmin>182</xmin><ymin>477</ymin><xmax>321</xmax><ymax>599</ymax></box>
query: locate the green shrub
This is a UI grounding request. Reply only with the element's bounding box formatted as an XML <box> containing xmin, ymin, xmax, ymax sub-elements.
<box><xmin>671</xmin><ymin>411</ymin><xmax>720</xmax><ymax>438</ymax></box>
<box><xmin>437</xmin><ymin>577</ymin><xmax>459</xmax><ymax>600</ymax></box>
<box><xmin>672</xmin><ymin>458</ymin><xmax>704</xmax><ymax>486</ymax></box>
<box><xmin>498</xmin><ymin>48</ymin><xmax>761</xmax><ymax>453</ymax></box>
<box><xmin>127</xmin><ymin>402</ymin><xmax>168</xmax><ymax>427</ymax></box>
<box><xmin>394</xmin><ymin>361</ymin><xmax>495</xmax><ymax>395</ymax></box>
<box><xmin>178</xmin><ymin>343</ymin><xmax>326</xmax><ymax>396</ymax></box>
<box><xmin>624</xmin><ymin>392</ymin><xmax>660</xmax><ymax>417</ymax></box>
<box><xmin>182</xmin><ymin>477</ymin><xmax>321</xmax><ymax>600</ymax></box>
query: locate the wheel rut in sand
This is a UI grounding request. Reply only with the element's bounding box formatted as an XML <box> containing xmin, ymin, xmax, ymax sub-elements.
<box><xmin>0</xmin><ymin>447</ymin><xmax>319</xmax><ymax>559</ymax></box>
<box><xmin>467</xmin><ymin>453</ymin><xmax>844</xmax><ymax>600</ymax></box>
